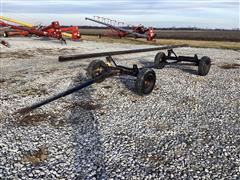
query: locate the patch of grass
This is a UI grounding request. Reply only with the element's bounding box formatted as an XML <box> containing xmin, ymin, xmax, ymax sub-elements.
<box><xmin>146</xmin><ymin>121</ymin><xmax>170</xmax><ymax>131</ymax></box>
<box><xmin>218</xmin><ymin>63</ymin><xmax>240</xmax><ymax>69</ymax></box>
<box><xmin>22</xmin><ymin>146</ymin><xmax>48</xmax><ymax>164</ymax></box>
<box><xmin>49</xmin><ymin>118</ymin><xmax>66</xmax><ymax>128</ymax></box>
<box><xmin>144</xmin><ymin>154</ymin><xmax>165</xmax><ymax>163</ymax></box>
<box><xmin>233</xmin><ymin>77</ymin><xmax>240</xmax><ymax>82</ymax></box>
<box><xmin>19</xmin><ymin>113</ymin><xmax>57</xmax><ymax>126</ymax></box>
<box><xmin>35</xmin><ymin>48</ymin><xmax>77</xmax><ymax>56</ymax></box>
<box><xmin>0</xmin><ymin>113</ymin><xmax>3</xmax><ymax>123</ymax></box>
<box><xmin>155</xmin><ymin>39</ymin><xmax>240</xmax><ymax>50</ymax></box>
<box><xmin>193</xmin><ymin>76</ymin><xmax>207</xmax><ymax>82</ymax></box>
<box><xmin>82</xmin><ymin>35</ymin><xmax>240</xmax><ymax>50</ymax></box>
<box><xmin>0</xmin><ymin>51</ymin><xmax>34</xmax><ymax>59</ymax></box>
<box><xmin>118</xmin><ymin>90</ymin><xmax>128</xmax><ymax>96</ymax></box>
<box><xmin>192</xmin><ymin>76</ymin><xmax>207</xmax><ymax>90</ymax></box>
<box><xmin>175</xmin><ymin>96</ymin><xmax>197</xmax><ymax>109</ymax></box>
<box><xmin>0</xmin><ymin>79</ymin><xmax>6</xmax><ymax>83</ymax></box>
<box><xmin>16</xmin><ymin>69</ymin><xmax>29</xmax><ymax>74</ymax></box>
<box><xmin>16</xmin><ymin>87</ymin><xmax>49</xmax><ymax>97</ymax></box>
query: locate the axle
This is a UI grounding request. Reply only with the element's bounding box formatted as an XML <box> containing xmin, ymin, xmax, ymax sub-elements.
<box><xmin>166</xmin><ymin>49</ymin><xmax>199</xmax><ymax>63</ymax></box>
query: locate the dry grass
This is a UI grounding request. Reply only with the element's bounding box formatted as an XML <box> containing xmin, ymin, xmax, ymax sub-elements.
<box><xmin>192</xmin><ymin>76</ymin><xmax>207</xmax><ymax>82</ymax></box>
<box><xmin>143</xmin><ymin>154</ymin><xmax>166</xmax><ymax>165</ymax></box>
<box><xmin>174</xmin><ymin>96</ymin><xmax>197</xmax><ymax>110</ymax></box>
<box><xmin>35</xmin><ymin>48</ymin><xmax>77</xmax><ymax>56</ymax></box>
<box><xmin>0</xmin><ymin>51</ymin><xmax>34</xmax><ymax>59</ymax></box>
<box><xmin>82</xmin><ymin>35</ymin><xmax>240</xmax><ymax>50</ymax></box>
<box><xmin>157</xmin><ymin>39</ymin><xmax>240</xmax><ymax>51</ymax></box>
<box><xmin>82</xmin><ymin>35</ymin><xmax>147</xmax><ymax>45</ymax></box>
<box><xmin>22</xmin><ymin>146</ymin><xmax>48</xmax><ymax>164</ymax></box>
<box><xmin>19</xmin><ymin>113</ymin><xmax>57</xmax><ymax>126</ymax></box>
<box><xmin>0</xmin><ymin>79</ymin><xmax>6</xmax><ymax>83</ymax></box>
<box><xmin>17</xmin><ymin>112</ymin><xmax>65</xmax><ymax>128</ymax></box>
<box><xmin>146</xmin><ymin>121</ymin><xmax>170</xmax><ymax>131</ymax></box>
<box><xmin>218</xmin><ymin>63</ymin><xmax>240</xmax><ymax>69</ymax></box>
<box><xmin>16</xmin><ymin>87</ymin><xmax>49</xmax><ymax>97</ymax></box>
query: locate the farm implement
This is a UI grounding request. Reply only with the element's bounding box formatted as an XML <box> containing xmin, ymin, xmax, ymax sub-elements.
<box><xmin>18</xmin><ymin>45</ymin><xmax>211</xmax><ymax>114</ymax></box>
<box><xmin>0</xmin><ymin>39</ymin><xmax>10</xmax><ymax>47</ymax></box>
<box><xmin>0</xmin><ymin>16</ymin><xmax>81</xmax><ymax>43</ymax></box>
<box><xmin>86</xmin><ymin>16</ymin><xmax>155</xmax><ymax>41</ymax></box>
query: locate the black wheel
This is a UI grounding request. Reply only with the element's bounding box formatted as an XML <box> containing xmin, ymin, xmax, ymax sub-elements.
<box><xmin>3</xmin><ymin>32</ymin><xmax>8</xmax><ymax>38</ymax></box>
<box><xmin>135</xmin><ymin>68</ymin><xmax>156</xmax><ymax>96</ymax></box>
<box><xmin>198</xmin><ymin>56</ymin><xmax>211</xmax><ymax>76</ymax></box>
<box><xmin>86</xmin><ymin>60</ymin><xmax>107</xmax><ymax>82</ymax></box>
<box><xmin>154</xmin><ymin>52</ymin><xmax>166</xmax><ymax>69</ymax></box>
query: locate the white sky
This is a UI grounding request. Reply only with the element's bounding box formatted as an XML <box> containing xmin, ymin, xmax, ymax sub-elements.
<box><xmin>1</xmin><ymin>0</ymin><xmax>239</xmax><ymax>29</ymax></box>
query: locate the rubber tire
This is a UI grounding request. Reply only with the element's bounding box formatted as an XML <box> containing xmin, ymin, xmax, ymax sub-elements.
<box><xmin>86</xmin><ymin>60</ymin><xmax>107</xmax><ymax>82</ymax></box>
<box><xmin>135</xmin><ymin>68</ymin><xmax>156</xmax><ymax>96</ymax></box>
<box><xmin>3</xmin><ymin>32</ymin><xmax>8</xmax><ymax>38</ymax></box>
<box><xmin>198</xmin><ymin>56</ymin><xmax>211</xmax><ymax>76</ymax></box>
<box><xmin>154</xmin><ymin>52</ymin><xmax>166</xmax><ymax>69</ymax></box>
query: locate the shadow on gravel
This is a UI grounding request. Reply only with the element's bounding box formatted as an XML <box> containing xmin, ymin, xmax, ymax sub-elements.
<box><xmin>218</xmin><ymin>63</ymin><xmax>240</xmax><ymax>69</ymax></box>
<box><xmin>68</xmin><ymin>73</ymin><xmax>106</xmax><ymax>179</ymax></box>
<box><xmin>118</xmin><ymin>76</ymin><xmax>137</xmax><ymax>95</ymax></box>
<box><xmin>169</xmin><ymin>65</ymin><xmax>198</xmax><ymax>75</ymax></box>
<box><xmin>139</xmin><ymin>59</ymin><xmax>199</xmax><ymax>75</ymax></box>
<box><xmin>115</xmin><ymin>59</ymin><xmax>152</xmax><ymax>95</ymax></box>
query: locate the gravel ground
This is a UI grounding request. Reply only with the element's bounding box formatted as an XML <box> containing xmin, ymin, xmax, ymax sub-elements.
<box><xmin>0</xmin><ymin>37</ymin><xmax>240</xmax><ymax>179</ymax></box>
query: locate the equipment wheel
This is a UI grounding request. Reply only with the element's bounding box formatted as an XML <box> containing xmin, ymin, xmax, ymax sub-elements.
<box><xmin>86</xmin><ymin>60</ymin><xmax>107</xmax><ymax>82</ymax></box>
<box><xmin>135</xmin><ymin>68</ymin><xmax>156</xmax><ymax>95</ymax></box>
<box><xmin>198</xmin><ymin>56</ymin><xmax>211</xmax><ymax>76</ymax></box>
<box><xmin>154</xmin><ymin>52</ymin><xmax>166</xmax><ymax>69</ymax></box>
<box><xmin>3</xmin><ymin>32</ymin><xmax>8</xmax><ymax>38</ymax></box>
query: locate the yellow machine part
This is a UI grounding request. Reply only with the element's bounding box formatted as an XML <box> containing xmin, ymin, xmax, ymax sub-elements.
<box><xmin>0</xmin><ymin>16</ymin><xmax>75</xmax><ymax>39</ymax></box>
<box><xmin>0</xmin><ymin>16</ymin><xmax>34</xmax><ymax>27</ymax></box>
<box><xmin>62</xmin><ymin>32</ymin><xmax>72</xmax><ymax>38</ymax></box>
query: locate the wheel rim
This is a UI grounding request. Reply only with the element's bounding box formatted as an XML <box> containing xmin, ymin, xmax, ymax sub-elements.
<box><xmin>93</xmin><ymin>66</ymin><xmax>104</xmax><ymax>77</ymax></box>
<box><xmin>143</xmin><ymin>73</ymin><xmax>155</xmax><ymax>94</ymax></box>
<box><xmin>94</xmin><ymin>67</ymin><xmax>103</xmax><ymax>76</ymax></box>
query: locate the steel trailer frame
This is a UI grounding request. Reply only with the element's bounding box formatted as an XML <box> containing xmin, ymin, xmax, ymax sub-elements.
<box><xmin>18</xmin><ymin>45</ymin><xmax>211</xmax><ymax>114</ymax></box>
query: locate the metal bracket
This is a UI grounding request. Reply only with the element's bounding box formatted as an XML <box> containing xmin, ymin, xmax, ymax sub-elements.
<box><xmin>166</xmin><ymin>49</ymin><xmax>199</xmax><ymax>64</ymax></box>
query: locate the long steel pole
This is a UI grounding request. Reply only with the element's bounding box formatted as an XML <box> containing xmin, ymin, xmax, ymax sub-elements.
<box><xmin>59</xmin><ymin>44</ymin><xmax>187</xmax><ymax>62</ymax></box>
<box><xmin>17</xmin><ymin>79</ymin><xmax>95</xmax><ymax>114</ymax></box>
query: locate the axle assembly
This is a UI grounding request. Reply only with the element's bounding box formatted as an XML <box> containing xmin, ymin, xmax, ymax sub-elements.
<box><xmin>86</xmin><ymin>56</ymin><xmax>156</xmax><ymax>95</ymax></box>
<box><xmin>154</xmin><ymin>49</ymin><xmax>211</xmax><ymax>76</ymax></box>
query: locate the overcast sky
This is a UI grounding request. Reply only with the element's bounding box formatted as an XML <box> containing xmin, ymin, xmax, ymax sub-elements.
<box><xmin>1</xmin><ymin>0</ymin><xmax>239</xmax><ymax>29</ymax></box>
